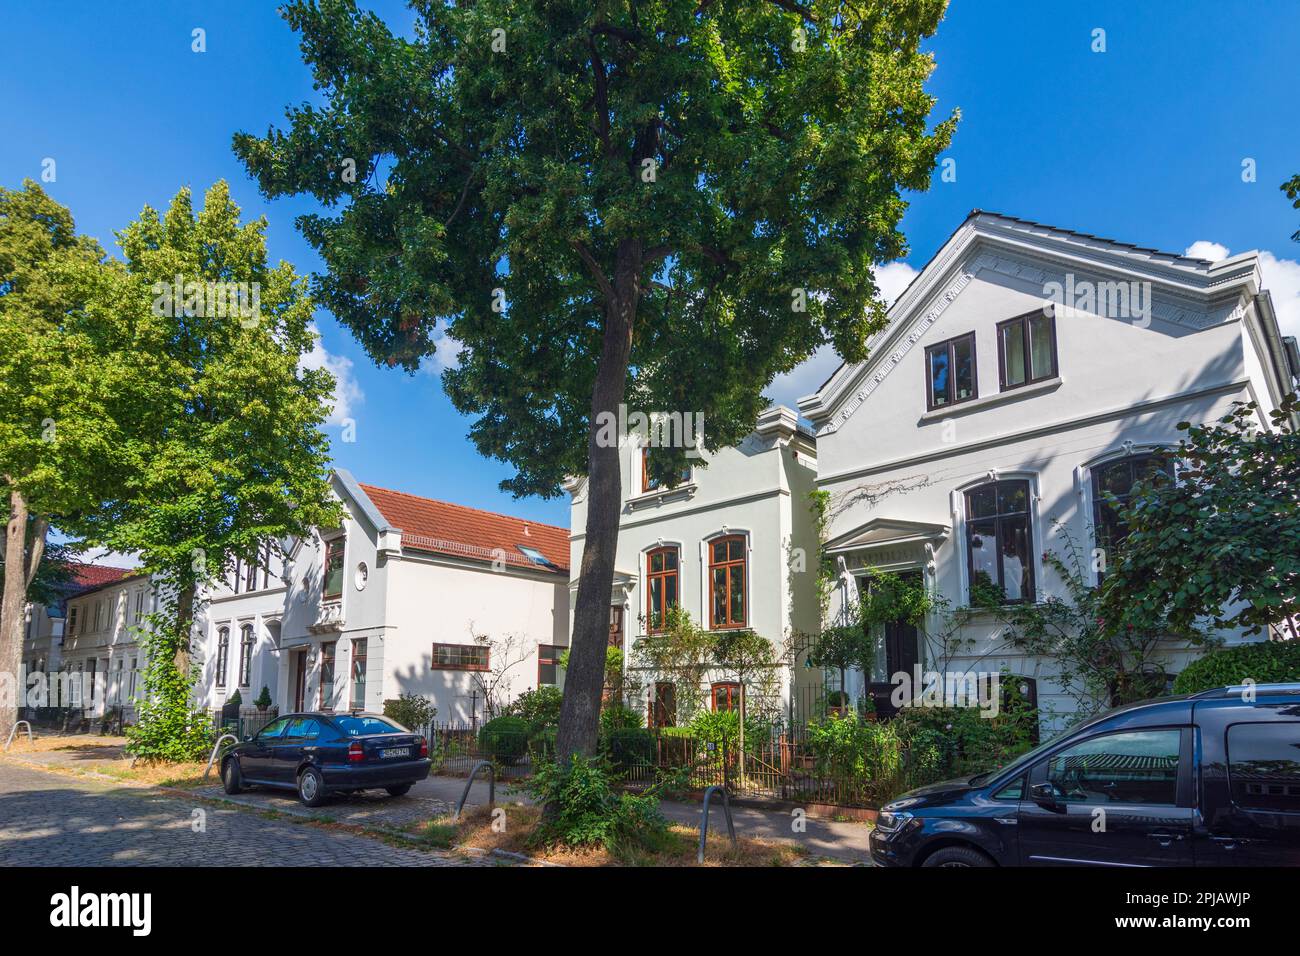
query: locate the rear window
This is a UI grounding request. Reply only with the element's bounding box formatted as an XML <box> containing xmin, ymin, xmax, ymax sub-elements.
<box><xmin>1227</xmin><ymin>722</ymin><xmax>1300</xmax><ymax>813</ymax></box>
<box><xmin>333</xmin><ymin>715</ymin><xmax>405</xmax><ymax>736</ymax></box>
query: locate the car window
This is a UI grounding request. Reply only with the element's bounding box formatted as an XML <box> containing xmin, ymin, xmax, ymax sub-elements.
<box><xmin>992</xmin><ymin>775</ymin><xmax>1025</xmax><ymax>800</ymax></box>
<box><xmin>1044</xmin><ymin>729</ymin><xmax>1180</xmax><ymax>805</ymax></box>
<box><xmin>1227</xmin><ymin>722</ymin><xmax>1300</xmax><ymax>813</ymax></box>
<box><xmin>256</xmin><ymin>717</ymin><xmax>291</xmax><ymax>741</ymax></box>
<box><xmin>333</xmin><ymin>715</ymin><xmax>404</xmax><ymax>736</ymax></box>
<box><xmin>286</xmin><ymin>717</ymin><xmax>320</xmax><ymax>739</ymax></box>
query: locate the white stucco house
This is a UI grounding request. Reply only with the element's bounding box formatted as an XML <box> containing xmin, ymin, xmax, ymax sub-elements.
<box><xmin>793</xmin><ymin>211</ymin><xmax>1299</xmax><ymax>728</ymax></box>
<box><xmin>194</xmin><ymin>470</ymin><xmax>571</xmax><ymax>726</ymax></box>
<box><xmin>564</xmin><ymin>406</ymin><xmax>824</xmax><ymax>726</ymax></box>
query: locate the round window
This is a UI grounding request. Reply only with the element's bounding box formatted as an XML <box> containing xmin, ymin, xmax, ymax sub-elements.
<box><xmin>354</xmin><ymin>562</ymin><xmax>369</xmax><ymax>591</ymax></box>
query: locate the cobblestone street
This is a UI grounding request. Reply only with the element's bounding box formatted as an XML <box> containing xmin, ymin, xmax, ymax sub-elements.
<box><xmin>0</xmin><ymin>763</ymin><xmax>495</xmax><ymax>867</ymax></box>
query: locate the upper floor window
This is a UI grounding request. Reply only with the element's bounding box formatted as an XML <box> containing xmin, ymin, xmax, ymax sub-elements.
<box><xmin>708</xmin><ymin>535</ymin><xmax>747</xmax><ymax>629</ymax></box>
<box><xmin>641</xmin><ymin>447</ymin><xmax>691</xmax><ymax>493</ymax></box>
<box><xmin>645</xmin><ymin>547</ymin><xmax>680</xmax><ymax>633</ymax></box>
<box><xmin>1091</xmin><ymin>453</ymin><xmax>1170</xmax><ymax>581</ymax></box>
<box><xmin>998</xmin><ymin>309</ymin><xmax>1057</xmax><ymax>390</ymax></box>
<box><xmin>215</xmin><ymin>627</ymin><xmax>230</xmax><ymax>689</ymax></box>
<box><xmin>323</xmin><ymin>538</ymin><xmax>345</xmax><ymax>600</ymax></box>
<box><xmin>537</xmin><ymin>643</ymin><xmax>563</xmax><ymax>686</ymax></box>
<box><xmin>925</xmin><ymin>333</ymin><xmax>977</xmax><ymax>411</ymax></box>
<box><xmin>238</xmin><ymin>624</ymin><xmax>254</xmax><ymax>687</ymax></box>
<box><xmin>67</xmin><ymin>606</ymin><xmax>79</xmax><ymax>637</ymax></box>
<box><xmin>965</xmin><ymin>479</ymin><xmax>1034</xmax><ymax>604</ymax></box>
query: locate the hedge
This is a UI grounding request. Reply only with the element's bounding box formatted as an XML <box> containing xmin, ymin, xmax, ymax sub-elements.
<box><xmin>1172</xmin><ymin>640</ymin><xmax>1300</xmax><ymax>694</ymax></box>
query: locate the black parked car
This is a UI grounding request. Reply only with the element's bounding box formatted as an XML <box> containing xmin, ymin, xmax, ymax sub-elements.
<box><xmin>871</xmin><ymin>683</ymin><xmax>1300</xmax><ymax>867</ymax></box>
<box><xmin>221</xmin><ymin>712</ymin><xmax>431</xmax><ymax>807</ymax></box>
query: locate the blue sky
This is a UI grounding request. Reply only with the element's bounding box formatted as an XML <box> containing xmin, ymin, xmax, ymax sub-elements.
<box><xmin>3</xmin><ymin>0</ymin><xmax>1297</xmax><ymax>535</ymax></box>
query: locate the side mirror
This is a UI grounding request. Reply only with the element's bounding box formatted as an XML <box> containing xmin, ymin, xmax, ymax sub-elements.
<box><xmin>242</xmin><ymin>734</ymin><xmax>253</xmax><ymax>742</ymax></box>
<box><xmin>1029</xmin><ymin>781</ymin><xmax>1063</xmax><ymax>810</ymax></box>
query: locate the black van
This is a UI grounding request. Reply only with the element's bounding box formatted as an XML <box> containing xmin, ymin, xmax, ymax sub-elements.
<box><xmin>870</xmin><ymin>684</ymin><xmax>1300</xmax><ymax>866</ymax></box>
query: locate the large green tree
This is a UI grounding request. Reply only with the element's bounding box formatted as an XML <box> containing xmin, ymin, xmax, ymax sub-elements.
<box><xmin>235</xmin><ymin>0</ymin><xmax>956</xmax><ymax>759</ymax></box>
<box><xmin>0</xmin><ymin>181</ymin><xmax>140</xmax><ymax>739</ymax></box>
<box><xmin>86</xmin><ymin>182</ymin><xmax>341</xmax><ymax>758</ymax></box>
<box><xmin>1099</xmin><ymin>395</ymin><xmax>1300</xmax><ymax>643</ymax></box>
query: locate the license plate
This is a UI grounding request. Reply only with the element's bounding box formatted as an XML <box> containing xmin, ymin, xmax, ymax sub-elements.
<box><xmin>381</xmin><ymin>747</ymin><xmax>411</xmax><ymax>759</ymax></box>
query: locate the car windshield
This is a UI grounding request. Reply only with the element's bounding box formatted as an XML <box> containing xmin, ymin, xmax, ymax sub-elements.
<box><xmin>333</xmin><ymin>715</ymin><xmax>406</xmax><ymax>736</ymax></box>
<box><xmin>967</xmin><ymin>706</ymin><xmax>1120</xmax><ymax>786</ymax></box>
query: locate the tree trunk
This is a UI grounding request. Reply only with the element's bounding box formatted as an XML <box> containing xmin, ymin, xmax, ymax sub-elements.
<box><xmin>554</xmin><ymin>240</ymin><xmax>641</xmax><ymax>763</ymax></box>
<box><xmin>0</xmin><ymin>485</ymin><xmax>30</xmax><ymax>742</ymax></box>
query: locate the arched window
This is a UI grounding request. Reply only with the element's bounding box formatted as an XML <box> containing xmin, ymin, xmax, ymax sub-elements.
<box><xmin>215</xmin><ymin>627</ymin><xmax>229</xmax><ymax>689</ymax></box>
<box><xmin>965</xmin><ymin>479</ymin><xmax>1034</xmax><ymax>604</ymax></box>
<box><xmin>238</xmin><ymin>624</ymin><xmax>255</xmax><ymax>688</ymax></box>
<box><xmin>1091</xmin><ymin>454</ymin><xmax>1170</xmax><ymax>581</ymax></box>
<box><xmin>645</xmin><ymin>546</ymin><xmax>679</xmax><ymax>632</ymax></box>
<box><xmin>708</xmin><ymin>535</ymin><xmax>747</xmax><ymax>628</ymax></box>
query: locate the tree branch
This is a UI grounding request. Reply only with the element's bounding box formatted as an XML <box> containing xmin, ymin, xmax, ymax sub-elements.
<box><xmin>571</xmin><ymin>240</ymin><xmax>616</xmax><ymax>302</ymax></box>
<box><xmin>586</xmin><ymin>34</ymin><xmax>614</xmax><ymax>158</ymax></box>
<box><xmin>24</xmin><ymin>516</ymin><xmax>48</xmax><ymax>591</ymax></box>
<box><xmin>767</xmin><ymin>0</ymin><xmax>818</xmax><ymax>23</ymax></box>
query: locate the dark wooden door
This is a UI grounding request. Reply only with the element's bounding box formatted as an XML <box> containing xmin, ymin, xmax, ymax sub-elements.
<box><xmin>865</xmin><ymin>571</ymin><xmax>922</xmax><ymax>719</ymax></box>
<box><xmin>293</xmin><ymin>650</ymin><xmax>307</xmax><ymax>712</ymax></box>
<box><xmin>608</xmin><ymin>606</ymin><xmax>624</xmax><ymax>648</ymax></box>
<box><xmin>649</xmin><ymin>682</ymin><xmax>677</xmax><ymax>728</ymax></box>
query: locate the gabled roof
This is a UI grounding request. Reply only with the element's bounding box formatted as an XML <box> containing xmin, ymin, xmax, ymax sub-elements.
<box><xmin>356</xmin><ymin>483</ymin><xmax>569</xmax><ymax>574</ymax></box>
<box><xmin>67</xmin><ymin>563</ymin><xmax>136</xmax><ymax>595</ymax></box>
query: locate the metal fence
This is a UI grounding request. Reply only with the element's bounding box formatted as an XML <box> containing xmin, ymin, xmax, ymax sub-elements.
<box><xmin>213</xmin><ymin>711</ymin><xmax>277</xmax><ymax>740</ymax></box>
<box><xmin>424</xmin><ymin>720</ymin><xmax>540</xmax><ymax>781</ymax></box>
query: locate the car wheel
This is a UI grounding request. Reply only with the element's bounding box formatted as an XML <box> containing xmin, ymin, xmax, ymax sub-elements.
<box><xmin>221</xmin><ymin>757</ymin><xmax>243</xmax><ymax>795</ymax></box>
<box><xmin>385</xmin><ymin>783</ymin><xmax>413</xmax><ymax>798</ymax></box>
<box><xmin>297</xmin><ymin>766</ymin><xmax>328</xmax><ymax>807</ymax></box>
<box><xmin>921</xmin><ymin>846</ymin><xmax>995</xmax><ymax>868</ymax></box>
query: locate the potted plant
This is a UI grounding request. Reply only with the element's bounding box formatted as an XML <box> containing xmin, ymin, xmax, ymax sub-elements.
<box><xmin>254</xmin><ymin>686</ymin><xmax>273</xmax><ymax>712</ymax></box>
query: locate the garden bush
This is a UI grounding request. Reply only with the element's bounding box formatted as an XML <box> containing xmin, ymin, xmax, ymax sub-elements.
<box><xmin>603</xmin><ymin>726</ymin><xmax>655</xmax><ymax>771</ymax></box>
<box><xmin>524</xmin><ymin>754</ymin><xmax>669</xmax><ymax>855</ymax></box>
<box><xmin>477</xmin><ymin>715</ymin><xmax>529</xmax><ymax>763</ymax></box>
<box><xmin>383</xmin><ymin>693</ymin><xmax>437</xmax><ymax>732</ymax></box>
<box><xmin>1173</xmin><ymin>640</ymin><xmax>1300</xmax><ymax>694</ymax></box>
<box><xmin>507</xmin><ymin>685</ymin><xmax>563</xmax><ymax>737</ymax></box>
<box><xmin>598</xmin><ymin>703</ymin><xmax>643</xmax><ymax>734</ymax></box>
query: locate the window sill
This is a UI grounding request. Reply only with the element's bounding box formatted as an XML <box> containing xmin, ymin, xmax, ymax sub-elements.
<box><xmin>921</xmin><ymin>376</ymin><xmax>1062</xmax><ymax>422</ymax></box>
<box><xmin>627</xmin><ymin>482</ymin><xmax>698</xmax><ymax>510</ymax></box>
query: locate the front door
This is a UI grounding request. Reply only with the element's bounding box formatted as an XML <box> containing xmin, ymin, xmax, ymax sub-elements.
<box><xmin>293</xmin><ymin>650</ymin><xmax>308</xmax><ymax>713</ymax></box>
<box><xmin>865</xmin><ymin>572</ymin><xmax>922</xmax><ymax>718</ymax></box>
<box><xmin>649</xmin><ymin>682</ymin><xmax>677</xmax><ymax>728</ymax></box>
<box><xmin>1018</xmin><ymin>727</ymin><xmax>1194</xmax><ymax>866</ymax></box>
<box><xmin>608</xmin><ymin>606</ymin><xmax>624</xmax><ymax>649</ymax></box>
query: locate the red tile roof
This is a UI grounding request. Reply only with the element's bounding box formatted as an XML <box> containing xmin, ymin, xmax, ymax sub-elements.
<box><xmin>68</xmin><ymin>563</ymin><xmax>136</xmax><ymax>593</ymax></box>
<box><xmin>357</xmin><ymin>483</ymin><xmax>570</xmax><ymax>574</ymax></box>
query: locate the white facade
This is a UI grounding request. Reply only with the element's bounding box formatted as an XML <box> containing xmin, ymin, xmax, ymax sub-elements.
<box><xmin>796</xmin><ymin>211</ymin><xmax>1299</xmax><ymax>728</ymax></box>
<box><xmin>56</xmin><ymin>573</ymin><xmax>155</xmax><ymax>718</ymax></box>
<box><xmin>565</xmin><ymin>406</ymin><xmax>823</xmax><ymax>725</ymax></box>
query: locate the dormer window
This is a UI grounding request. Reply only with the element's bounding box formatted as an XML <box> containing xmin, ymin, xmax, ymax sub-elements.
<box><xmin>925</xmin><ymin>333</ymin><xmax>977</xmax><ymax>411</ymax></box>
<box><xmin>517</xmin><ymin>545</ymin><xmax>554</xmax><ymax>568</ymax></box>
<box><xmin>998</xmin><ymin>308</ymin><xmax>1057</xmax><ymax>390</ymax></box>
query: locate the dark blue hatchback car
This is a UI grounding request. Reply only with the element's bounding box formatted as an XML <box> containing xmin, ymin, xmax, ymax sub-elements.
<box><xmin>870</xmin><ymin>683</ymin><xmax>1300</xmax><ymax>867</ymax></box>
<box><xmin>222</xmin><ymin>712</ymin><xmax>431</xmax><ymax>807</ymax></box>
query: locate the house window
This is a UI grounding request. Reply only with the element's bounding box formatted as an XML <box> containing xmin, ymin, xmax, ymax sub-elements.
<box><xmin>129</xmin><ymin>658</ymin><xmax>139</xmax><ymax>701</ymax></box>
<box><xmin>998</xmin><ymin>309</ymin><xmax>1057</xmax><ymax>390</ymax></box>
<box><xmin>431</xmin><ymin>642</ymin><xmax>490</xmax><ymax>671</ymax></box>
<box><xmin>642</xmin><ymin>447</ymin><xmax>691</xmax><ymax>493</ymax></box>
<box><xmin>925</xmin><ymin>332</ymin><xmax>977</xmax><ymax>410</ymax></box>
<box><xmin>215</xmin><ymin>627</ymin><xmax>229</xmax><ymax>689</ymax></box>
<box><xmin>711</xmin><ymin>682</ymin><xmax>741</xmax><ymax>712</ymax></box>
<box><xmin>650</xmin><ymin>681</ymin><xmax>677</xmax><ymax>728</ymax></box>
<box><xmin>323</xmin><ymin>537</ymin><xmax>345</xmax><ymax>600</ymax></box>
<box><xmin>245</xmin><ymin>553</ymin><xmax>259</xmax><ymax>592</ymax></box>
<box><xmin>238</xmin><ymin>624</ymin><xmax>254</xmax><ymax>687</ymax></box>
<box><xmin>645</xmin><ymin>546</ymin><xmax>679</xmax><ymax>632</ymax></box>
<box><xmin>319</xmin><ymin>641</ymin><xmax>336</xmax><ymax>710</ymax></box>
<box><xmin>708</xmin><ymin>535</ymin><xmax>747</xmax><ymax>629</ymax></box>
<box><xmin>538</xmin><ymin>644</ymin><xmax>563</xmax><ymax>686</ymax></box>
<box><xmin>67</xmin><ymin>606</ymin><xmax>79</xmax><ymax>637</ymax></box>
<box><xmin>1091</xmin><ymin>454</ymin><xmax>1170</xmax><ymax>581</ymax></box>
<box><xmin>350</xmin><ymin>639</ymin><xmax>368</xmax><ymax>710</ymax></box>
<box><xmin>965</xmin><ymin>479</ymin><xmax>1034</xmax><ymax>604</ymax></box>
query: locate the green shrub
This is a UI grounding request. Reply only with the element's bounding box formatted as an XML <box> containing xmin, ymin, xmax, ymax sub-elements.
<box><xmin>688</xmin><ymin>708</ymin><xmax>770</xmax><ymax>752</ymax></box>
<box><xmin>524</xmin><ymin>754</ymin><xmax>669</xmax><ymax>855</ymax></box>
<box><xmin>254</xmin><ymin>686</ymin><xmax>273</xmax><ymax>710</ymax></box>
<box><xmin>507</xmin><ymin>686</ymin><xmax>563</xmax><ymax>736</ymax></box>
<box><xmin>226</xmin><ymin>688</ymin><xmax>242</xmax><ymax>708</ymax></box>
<box><xmin>478</xmin><ymin>715</ymin><xmax>529</xmax><ymax>763</ymax></box>
<box><xmin>1173</xmin><ymin>640</ymin><xmax>1300</xmax><ymax>694</ymax></box>
<box><xmin>604</xmin><ymin>727</ymin><xmax>655</xmax><ymax>771</ymax></box>
<box><xmin>383</xmin><ymin>693</ymin><xmax>437</xmax><ymax>732</ymax></box>
<box><xmin>598</xmin><ymin>703</ymin><xmax>643</xmax><ymax>734</ymax></box>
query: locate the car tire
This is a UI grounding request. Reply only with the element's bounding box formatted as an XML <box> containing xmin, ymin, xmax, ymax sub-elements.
<box><xmin>385</xmin><ymin>783</ymin><xmax>413</xmax><ymax>798</ymax></box>
<box><xmin>221</xmin><ymin>757</ymin><xmax>243</xmax><ymax>795</ymax></box>
<box><xmin>297</xmin><ymin>766</ymin><xmax>329</xmax><ymax>807</ymax></box>
<box><xmin>921</xmin><ymin>845</ymin><xmax>995</xmax><ymax>868</ymax></box>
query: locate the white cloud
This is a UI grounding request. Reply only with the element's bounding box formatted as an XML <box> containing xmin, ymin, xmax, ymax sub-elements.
<box><xmin>418</xmin><ymin>320</ymin><xmax>463</xmax><ymax>376</ymax></box>
<box><xmin>301</xmin><ymin>324</ymin><xmax>364</xmax><ymax>426</ymax></box>
<box><xmin>765</xmin><ymin>261</ymin><xmax>921</xmax><ymax>410</ymax></box>
<box><xmin>1184</xmin><ymin>241</ymin><xmax>1300</xmax><ymax>343</ymax></box>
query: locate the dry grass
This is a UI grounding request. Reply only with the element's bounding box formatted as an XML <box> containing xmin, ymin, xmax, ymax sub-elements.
<box><xmin>1</xmin><ymin>733</ymin><xmax>213</xmax><ymax>788</ymax></box>
<box><xmin>410</xmin><ymin>804</ymin><xmax>808</xmax><ymax>867</ymax></box>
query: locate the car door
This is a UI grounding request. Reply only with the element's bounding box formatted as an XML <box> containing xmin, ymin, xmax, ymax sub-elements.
<box><xmin>273</xmin><ymin>717</ymin><xmax>322</xmax><ymax>782</ymax></box>
<box><xmin>1196</xmin><ymin>716</ymin><xmax>1300</xmax><ymax>866</ymax></box>
<box><xmin>1018</xmin><ymin>727</ymin><xmax>1194</xmax><ymax>866</ymax></box>
<box><xmin>242</xmin><ymin>717</ymin><xmax>291</xmax><ymax>781</ymax></box>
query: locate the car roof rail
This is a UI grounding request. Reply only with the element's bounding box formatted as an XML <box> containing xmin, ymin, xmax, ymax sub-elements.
<box><xmin>1192</xmin><ymin>682</ymin><xmax>1300</xmax><ymax>699</ymax></box>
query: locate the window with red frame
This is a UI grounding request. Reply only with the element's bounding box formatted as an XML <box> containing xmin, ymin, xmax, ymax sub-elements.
<box><xmin>708</xmin><ymin>535</ymin><xmax>746</xmax><ymax>628</ymax></box>
<box><xmin>645</xmin><ymin>546</ymin><xmax>679</xmax><ymax>632</ymax></box>
<box><xmin>711</xmin><ymin>681</ymin><xmax>741</xmax><ymax>712</ymax></box>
